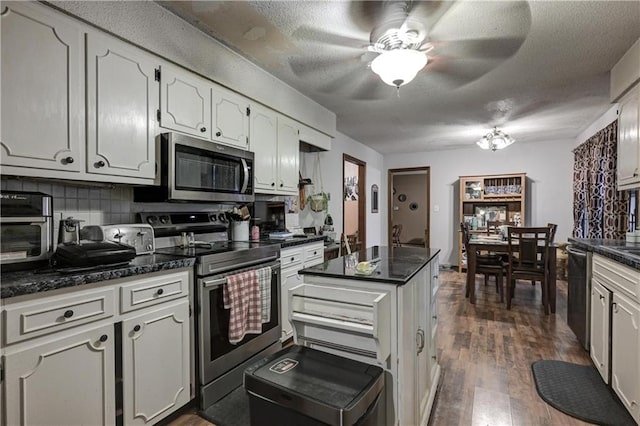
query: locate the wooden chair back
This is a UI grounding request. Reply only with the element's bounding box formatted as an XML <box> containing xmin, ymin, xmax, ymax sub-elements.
<box><xmin>507</xmin><ymin>227</ymin><xmax>551</xmax><ymax>274</ymax></box>
<box><xmin>547</xmin><ymin>223</ymin><xmax>558</xmax><ymax>244</ymax></box>
<box><xmin>392</xmin><ymin>224</ymin><xmax>403</xmax><ymax>247</ymax></box>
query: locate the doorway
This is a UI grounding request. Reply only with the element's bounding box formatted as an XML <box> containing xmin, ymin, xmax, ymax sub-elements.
<box><xmin>388</xmin><ymin>167</ymin><xmax>430</xmax><ymax>247</ymax></box>
<box><xmin>343</xmin><ymin>154</ymin><xmax>366</xmax><ymax>250</ymax></box>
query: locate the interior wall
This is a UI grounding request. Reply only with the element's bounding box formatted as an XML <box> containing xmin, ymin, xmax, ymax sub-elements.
<box><xmin>392</xmin><ymin>174</ymin><xmax>427</xmax><ymax>244</ymax></box>
<box><xmin>299</xmin><ymin>132</ymin><xmax>384</xmax><ymax>246</ymax></box>
<box><xmin>384</xmin><ymin>138</ymin><xmax>574</xmax><ymax>267</ymax></box>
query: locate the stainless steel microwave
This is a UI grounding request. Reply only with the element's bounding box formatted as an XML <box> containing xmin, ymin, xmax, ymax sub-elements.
<box><xmin>134</xmin><ymin>133</ymin><xmax>254</xmax><ymax>203</ymax></box>
<box><xmin>0</xmin><ymin>191</ymin><xmax>53</xmax><ymax>269</ymax></box>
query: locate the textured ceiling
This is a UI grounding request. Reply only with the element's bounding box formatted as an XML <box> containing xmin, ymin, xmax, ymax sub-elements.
<box><xmin>157</xmin><ymin>1</ymin><xmax>640</xmax><ymax>154</ymax></box>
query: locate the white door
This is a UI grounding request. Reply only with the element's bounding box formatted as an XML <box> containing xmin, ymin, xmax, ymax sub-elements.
<box><xmin>611</xmin><ymin>292</ymin><xmax>640</xmax><ymax>422</ymax></box>
<box><xmin>211</xmin><ymin>87</ymin><xmax>249</xmax><ymax>149</ymax></box>
<box><xmin>122</xmin><ymin>300</ymin><xmax>190</xmax><ymax>426</ymax></box>
<box><xmin>276</xmin><ymin>116</ymin><xmax>300</xmax><ymax>194</ymax></box>
<box><xmin>590</xmin><ymin>279</ymin><xmax>611</xmax><ymax>383</ymax></box>
<box><xmin>1</xmin><ymin>2</ymin><xmax>83</xmax><ymax>172</ymax></box>
<box><xmin>86</xmin><ymin>32</ymin><xmax>157</xmax><ymax>179</ymax></box>
<box><xmin>281</xmin><ymin>266</ymin><xmax>303</xmax><ymax>340</ymax></box>
<box><xmin>250</xmin><ymin>104</ymin><xmax>278</xmax><ymax>192</ymax></box>
<box><xmin>159</xmin><ymin>65</ymin><xmax>211</xmax><ymax>139</ymax></box>
<box><xmin>617</xmin><ymin>85</ymin><xmax>640</xmax><ymax>187</ymax></box>
<box><xmin>4</xmin><ymin>324</ymin><xmax>115</xmax><ymax>426</ymax></box>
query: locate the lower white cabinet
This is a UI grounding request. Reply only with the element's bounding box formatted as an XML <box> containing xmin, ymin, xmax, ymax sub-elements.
<box><xmin>4</xmin><ymin>323</ymin><xmax>116</xmax><ymax>426</ymax></box>
<box><xmin>591</xmin><ymin>254</ymin><xmax>640</xmax><ymax>423</ymax></box>
<box><xmin>122</xmin><ymin>300</ymin><xmax>190</xmax><ymax>425</ymax></box>
<box><xmin>1</xmin><ymin>269</ymin><xmax>192</xmax><ymax>426</ymax></box>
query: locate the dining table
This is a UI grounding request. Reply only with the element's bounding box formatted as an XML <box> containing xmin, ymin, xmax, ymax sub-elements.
<box><xmin>466</xmin><ymin>234</ymin><xmax>557</xmax><ymax>313</ymax></box>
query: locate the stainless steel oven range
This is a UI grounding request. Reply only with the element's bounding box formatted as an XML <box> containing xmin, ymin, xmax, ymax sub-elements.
<box><xmin>141</xmin><ymin>212</ymin><xmax>282</xmax><ymax>409</ymax></box>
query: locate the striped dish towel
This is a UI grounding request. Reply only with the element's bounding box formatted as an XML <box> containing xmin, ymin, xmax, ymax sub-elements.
<box><xmin>223</xmin><ymin>270</ymin><xmax>262</xmax><ymax>344</ymax></box>
<box><xmin>256</xmin><ymin>266</ymin><xmax>272</xmax><ymax>323</ymax></box>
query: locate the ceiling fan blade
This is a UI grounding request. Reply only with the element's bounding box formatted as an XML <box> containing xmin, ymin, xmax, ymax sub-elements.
<box><xmin>351</xmin><ymin>73</ymin><xmax>396</xmax><ymax>101</ymax></box>
<box><xmin>431</xmin><ymin>37</ymin><xmax>525</xmax><ymax>60</ymax></box>
<box><xmin>291</xmin><ymin>25</ymin><xmax>369</xmax><ymax>50</ymax></box>
<box><xmin>424</xmin><ymin>56</ymin><xmax>504</xmax><ymax>88</ymax></box>
<box><xmin>289</xmin><ymin>54</ymin><xmax>361</xmax><ymax>79</ymax></box>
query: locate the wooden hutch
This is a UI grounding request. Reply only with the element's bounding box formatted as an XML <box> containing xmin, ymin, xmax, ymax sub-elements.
<box><xmin>458</xmin><ymin>172</ymin><xmax>527</xmax><ymax>271</ymax></box>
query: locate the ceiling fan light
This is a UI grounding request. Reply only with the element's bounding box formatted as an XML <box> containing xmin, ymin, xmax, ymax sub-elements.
<box><xmin>371</xmin><ymin>49</ymin><xmax>427</xmax><ymax>87</ymax></box>
<box><xmin>477</xmin><ymin>127</ymin><xmax>516</xmax><ymax>151</ymax></box>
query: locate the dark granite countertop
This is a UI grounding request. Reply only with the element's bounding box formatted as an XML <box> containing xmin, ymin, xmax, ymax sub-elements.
<box><xmin>1</xmin><ymin>254</ymin><xmax>196</xmax><ymax>299</ymax></box>
<box><xmin>299</xmin><ymin>245</ymin><xmax>440</xmax><ymax>285</ymax></box>
<box><xmin>568</xmin><ymin>238</ymin><xmax>640</xmax><ymax>270</ymax></box>
<box><xmin>262</xmin><ymin>235</ymin><xmax>326</xmax><ymax>248</ymax></box>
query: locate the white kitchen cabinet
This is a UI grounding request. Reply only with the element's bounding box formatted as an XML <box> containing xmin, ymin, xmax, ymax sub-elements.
<box><xmin>250</xmin><ymin>109</ymin><xmax>300</xmax><ymax>195</ymax></box>
<box><xmin>617</xmin><ymin>83</ymin><xmax>640</xmax><ymax>190</ymax></box>
<box><xmin>211</xmin><ymin>86</ymin><xmax>250</xmax><ymax>149</ymax></box>
<box><xmin>1</xmin><ymin>1</ymin><xmax>83</xmax><ymax>173</ymax></box>
<box><xmin>592</xmin><ymin>254</ymin><xmax>640</xmax><ymax>423</ymax></box>
<box><xmin>159</xmin><ymin>64</ymin><xmax>211</xmax><ymax>139</ymax></box>
<box><xmin>1</xmin><ymin>269</ymin><xmax>192</xmax><ymax>426</ymax></box>
<box><xmin>86</xmin><ymin>31</ymin><xmax>158</xmax><ymax>179</ymax></box>
<box><xmin>611</xmin><ymin>291</ymin><xmax>640</xmax><ymax>421</ymax></box>
<box><xmin>250</xmin><ymin>104</ymin><xmax>279</xmax><ymax>192</ymax></box>
<box><xmin>590</xmin><ymin>277</ymin><xmax>611</xmax><ymax>383</ymax></box>
<box><xmin>122</xmin><ymin>300</ymin><xmax>190</xmax><ymax>426</ymax></box>
<box><xmin>4</xmin><ymin>323</ymin><xmax>116</xmax><ymax>426</ymax></box>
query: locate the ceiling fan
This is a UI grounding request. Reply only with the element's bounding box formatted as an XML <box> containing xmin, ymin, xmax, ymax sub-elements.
<box><xmin>288</xmin><ymin>0</ymin><xmax>530</xmax><ymax>99</ymax></box>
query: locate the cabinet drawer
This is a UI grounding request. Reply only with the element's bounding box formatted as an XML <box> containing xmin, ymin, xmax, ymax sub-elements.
<box><xmin>119</xmin><ymin>271</ymin><xmax>189</xmax><ymax>313</ymax></box>
<box><xmin>303</xmin><ymin>244</ymin><xmax>324</xmax><ymax>267</ymax></box>
<box><xmin>593</xmin><ymin>254</ymin><xmax>640</xmax><ymax>302</ymax></box>
<box><xmin>4</xmin><ymin>287</ymin><xmax>115</xmax><ymax>345</ymax></box>
<box><xmin>280</xmin><ymin>249</ymin><xmax>303</xmax><ymax>268</ymax></box>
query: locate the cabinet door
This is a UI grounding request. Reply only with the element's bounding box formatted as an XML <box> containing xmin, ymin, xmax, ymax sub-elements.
<box><xmin>281</xmin><ymin>266</ymin><xmax>303</xmax><ymax>340</ymax></box>
<box><xmin>4</xmin><ymin>324</ymin><xmax>115</xmax><ymax>426</ymax></box>
<box><xmin>250</xmin><ymin>104</ymin><xmax>278</xmax><ymax>192</ymax></box>
<box><xmin>415</xmin><ymin>268</ymin><xmax>431</xmax><ymax>425</ymax></box>
<box><xmin>122</xmin><ymin>299</ymin><xmax>190</xmax><ymax>426</ymax></box>
<box><xmin>211</xmin><ymin>87</ymin><xmax>249</xmax><ymax>149</ymax></box>
<box><xmin>276</xmin><ymin>116</ymin><xmax>300</xmax><ymax>195</ymax></box>
<box><xmin>1</xmin><ymin>2</ymin><xmax>83</xmax><ymax>172</ymax></box>
<box><xmin>159</xmin><ymin>65</ymin><xmax>211</xmax><ymax>139</ymax></box>
<box><xmin>590</xmin><ymin>278</ymin><xmax>611</xmax><ymax>383</ymax></box>
<box><xmin>617</xmin><ymin>85</ymin><xmax>640</xmax><ymax>188</ymax></box>
<box><xmin>612</xmin><ymin>292</ymin><xmax>640</xmax><ymax>422</ymax></box>
<box><xmin>86</xmin><ymin>32</ymin><xmax>157</xmax><ymax>179</ymax></box>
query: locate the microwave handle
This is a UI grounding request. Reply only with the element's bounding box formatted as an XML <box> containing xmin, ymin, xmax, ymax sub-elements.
<box><xmin>240</xmin><ymin>158</ymin><xmax>249</xmax><ymax>194</ymax></box>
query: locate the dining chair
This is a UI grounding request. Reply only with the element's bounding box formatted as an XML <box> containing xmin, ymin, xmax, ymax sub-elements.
<box><xmin>461</xmin><ymin>222</ymin><xmax>505</xmax><ymax>302</ymax></box>
<box><xmin>547</xmin><ymin>223</ymin><xmax>558</xmax><ymax>243</ymax></box>
<box><xmin>392</xmin><ymin>224</ymin><xmax>403</xmax><ymax>247</ymax></box>
<box><xmin>506</xmin><ymin>226</ymin><xmax>551</xmax><ymax>313</ymax></box>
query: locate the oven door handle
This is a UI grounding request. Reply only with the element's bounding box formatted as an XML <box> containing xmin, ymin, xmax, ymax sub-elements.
<box><xmin>202</xmin><ymin>277</ymin><xmax>227</xmax><ymax>289</ymax></box>
<box><xmin>240</xmin><ymin>158</ymin><xmax>249</xmax><ymax>194</ymax></box>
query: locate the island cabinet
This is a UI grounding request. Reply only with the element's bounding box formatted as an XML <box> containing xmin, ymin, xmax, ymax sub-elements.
<box><xmin>1</xmin><ymin>1</ymin><xmax>157</xmax><ymax>185</ymax></box>
<box><xmin>591</xmin><ymin>254</ymin><xmax>640</xmax><ymax>423</ymax></box>
<box><xmin>1</xmin><ymin>268</ymin><xmax>192</xmax><ymax>426</ymax></box>
<box><xmin>295</xmin><ymin>246</ymin><xmax>441</xmax><ymax>426</ymax></box>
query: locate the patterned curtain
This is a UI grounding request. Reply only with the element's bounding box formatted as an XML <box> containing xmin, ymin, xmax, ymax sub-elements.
<box><xmin>572</xmin><ymin>120</ymin><xmax>629</xmax><ymax>239</ymax></box>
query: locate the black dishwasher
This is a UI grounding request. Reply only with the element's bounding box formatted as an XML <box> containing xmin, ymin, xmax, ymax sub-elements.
<box><xmin>567</xmin><ymin>245</ymin><xmax>592</xmax><ymax>350</ymax></box>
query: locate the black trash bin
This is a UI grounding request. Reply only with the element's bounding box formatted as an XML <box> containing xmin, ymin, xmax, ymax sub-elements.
<box><xmin>244</xmin><ymin>345</ymin><xmax>384</xmax><ymax>426</ymax></box>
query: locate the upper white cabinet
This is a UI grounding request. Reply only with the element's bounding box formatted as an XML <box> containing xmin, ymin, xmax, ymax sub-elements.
<box><xmin>159</xmin><ymin>65</ymin><xmax>211</xmax><ymax>139</ymax></box>
<box><xmin>86</xmin><ymin>31</ymin><xmax>158</xmax><ymax>179</ymax></box>
<box><xmin>277</xmin><ymin>115</ymin><xmax>301</xmax><ymax>195</ymax></box>
<box><xmin>617</xmin><ymin>84</ymin><xmax>640</xmax><ymax>190</ymax></box>
<box><xmin>1</xmin><ymin>2</ymin><xmax>83</xmax><ymax>173</ymax></box>
<box><xmin>250</xmin><ymin>107</ymin><xmax>299</xmax><ymax>195</ymax></box>
<box><xmin>211</xmin><ymin>87</ymin><xmax>249</xmax><ymax>149</ymax></box>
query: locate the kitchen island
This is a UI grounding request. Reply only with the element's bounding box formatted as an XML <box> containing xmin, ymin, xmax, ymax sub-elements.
<box><xmin>296</xmin><ymin>245</ymin><xmax>440</xmax><ymax>426</ymax></box>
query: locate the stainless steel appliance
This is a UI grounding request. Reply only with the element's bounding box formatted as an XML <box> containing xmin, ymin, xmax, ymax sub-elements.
<box><xmin>567</xmin><ymin>244</ymin><xmax>592</xmax><ymax>350</ymax></box>
<box><xmin>81</xmin><ymin>224</ymin><xmax>155</xmax><ymax>254</ymax></box>
<box><xmin>143</xmin><ymin>212</ymin><xmax>282</xmax><ymax>409</ymax></box>
<box><xmin>134</xmin><ymin>133</ymin><xmax>254</xmax><ymax>203</ymax></box>
<box><xmin>0</xmin><ymin>191</ymin><xmax>53</xmax><ymax>270</ymax></box>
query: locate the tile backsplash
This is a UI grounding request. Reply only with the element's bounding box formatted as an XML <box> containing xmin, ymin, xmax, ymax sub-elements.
<box><xmin>1</xmin><ymin>178</ymin><xmax>135</xmax><ymax>240</ymax></box>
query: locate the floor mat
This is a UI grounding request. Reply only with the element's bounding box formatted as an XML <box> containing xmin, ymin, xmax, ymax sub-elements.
<box><xmin>531</xmin><ymin>360</ymin><xmax>635</xmax><ymax>426</ymax></box>
<box><xmin>199</xmin><ymin>386</ymin><xmax>250</xmax><ymax>426</ymax></box>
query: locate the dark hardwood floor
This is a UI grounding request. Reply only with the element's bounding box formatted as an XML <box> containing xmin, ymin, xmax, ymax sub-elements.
<box><xmin>168</xmin><ymin>270</ymin><xmax>593</xmax><ymax>426</ymax></box>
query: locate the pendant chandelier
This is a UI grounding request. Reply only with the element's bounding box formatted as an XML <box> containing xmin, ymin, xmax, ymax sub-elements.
<box><xmin>476</xmin><ymin>127</ymin><xmax>515</xmax><ymax>151</ymax></box>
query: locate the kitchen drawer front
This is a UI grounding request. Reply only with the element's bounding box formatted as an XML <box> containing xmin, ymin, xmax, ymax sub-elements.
<box><xmin>4</xmin><ymin>287</ymin><xmax>115</xmax><ymax>345</ymax></box>
<box><xmin>303</xmin><ymin>243</ymin><xmax>324</xmax><ymax>267</ymax></box>
<box><xmin>280</xmin><ymin>247</ymin><xmax>303</xmax><ymax>269</ymax></box>
<box><xmin>119</xmin><ymin>270</ymin><xmax>189</xmax><ymax>313</ymax></box>
<box><xmin>593</xmin><ymin>254</ymin><xmax>640</xmax><ymax>302</ymax></box>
